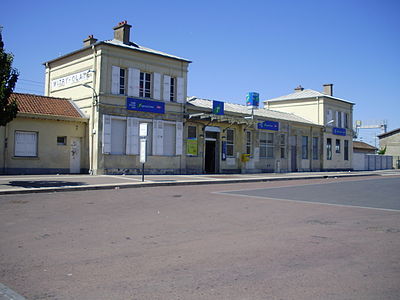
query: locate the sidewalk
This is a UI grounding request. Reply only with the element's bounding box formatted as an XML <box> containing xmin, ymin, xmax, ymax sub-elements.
<box><xmin>0</xmin><ymin>170</ymin><xmax>399</xmax><ymax>195</ymax></box>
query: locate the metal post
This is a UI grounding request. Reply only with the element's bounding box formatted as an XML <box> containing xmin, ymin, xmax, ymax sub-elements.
<box><xmin>142</xmin><ymin>163</ymin><xmax>145</xmax><ymax>182</ymax></box>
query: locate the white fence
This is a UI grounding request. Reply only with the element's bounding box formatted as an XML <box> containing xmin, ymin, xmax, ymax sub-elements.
<box><xmin>352</xmin><ymin>153</ymin><xmax>393</xmax><ymax>171</ymax></box>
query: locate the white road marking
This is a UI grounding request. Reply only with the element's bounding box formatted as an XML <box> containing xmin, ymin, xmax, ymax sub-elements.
<box><xmin>214</xmin><ymin>191</ymin><xmax>400</xmax><ymax>212</ymax></box>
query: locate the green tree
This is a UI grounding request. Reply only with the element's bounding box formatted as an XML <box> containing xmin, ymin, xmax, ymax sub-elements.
<box><xmin>0</xmin><ymin>27</ymin><xmax>19</xmax><ymax>126</ymax></box>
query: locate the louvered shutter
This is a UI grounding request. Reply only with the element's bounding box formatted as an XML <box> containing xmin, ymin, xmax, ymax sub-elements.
<box><xmin>341</xmin><ymin>112</ymin><xmax>345</xmax><ymax>128</ymax></box>
<box><xmin>111</xmin><ymin>66</ymin><xmax>120</xmax><ymax>95</ymax></box>
<box><xmin>176</xmin><ymin>77</ymin><xmax>184</xmax><ymax>103</ymax></box>
<box><xmin>157</xmin><ymin>121</ymin><xmax>164</xmax><ymax>155</ymax></box>
<box><xmin>128</xmin><ymin>68</ymin><xmax>140</xmax><ymax>97</ymax></box>
<box><xmin>152</xmin><ymin>120</ymin><xmax>161</xmax><ymax>155</ymax></box>
<box><xmin>335</xmin><ymin>111</ymin><xmax>339</xmax><ymax>127</ymax></box>
<box><xmin>126</xmin><ymin>117</ymin><xmax>139</xmax><ymax>155</ymax></box>
<box><xmin>102</xmin><ymin>114</ymin><xmax>112</xmax><ymax>154</ymax></box>
<box><xmin>153</xmin><ymin>73</ymin><xmax>161</xmax><ymax>100</ymax></box>
<box><xmin>176</xmin><ymin>122</ymin><xmax>183</xmax><ymax>155</ymax></box>
<box><xmin>163</xmin><ymin>75</ymin><xmax>171</xmax><ymax>101</ymax></box>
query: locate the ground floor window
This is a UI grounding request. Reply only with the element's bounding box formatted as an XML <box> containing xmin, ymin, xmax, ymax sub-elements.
<box><xmin>336</xmin><ymin>139</ymin><xmax>341</xmax><ymax>153</ymax></box>
<box><xmin>312</xmin><ymin>137</ymin><xmax>318</xmax><ymax>160</ymax></box>
<box><xmin>103</xmin><ymin>115</ymin><xmax>181</xmax><ymax>156</ymax></box>
<box><xmin>260</xmin><ymin>132</ymin><xmax>274</xmax><ymax>158</ymax></box>
<box><xmin>327</xmin><ymin>138</ymin><xmax>332</xmax><ymax>160</ymax></box>
<box><xmin>14</xmin><ymin>131</ymin><xmax>38</xmax><ymax>157</ymax></box>
<box><xmin>344</xmin><ymin>140</ymin><xmax>349</xmax><ymax>161</ymax></box>
<box><xmin>246</xmin><ymin>131</ymin><xmax>252</xmax><ymax>155</ymax></box>
<box><xmin>280</xmin><ymin>134</ymin><xmax>285</xmax><ymax>159</ymax></box>
<box><xmin>302</xmin><ymin>136</ymin><xmax>309</xmax><ymax>159</ymax></box>
<box><xmin>226</xmin><ymin>129</ymin><xmax>235</xmax><ymax>157</ymax></box>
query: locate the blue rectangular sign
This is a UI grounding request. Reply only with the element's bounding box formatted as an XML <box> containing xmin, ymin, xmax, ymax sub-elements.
<box><xmin>127</xmin><ymin>98</ymin><xmax>165</xmax><ymax>114</ymax></box>
<box><xmin>212</xmin><ymin>100</ymin><xmax>224</xmax><ymax>115</ymax></box>
<box><xmin>257</xmin><ymin>120</ymin><xmax>279</xmax><ymax>131</ymax></box>
<box><xmin>246</xmin><ymin>92</ymin><xmax>260</xmax><ymax>107</ymax></box>
<box><xmin>332</xmin><ymin>127</ymin><xmax>346</xmax><ymax>136</ymax></box>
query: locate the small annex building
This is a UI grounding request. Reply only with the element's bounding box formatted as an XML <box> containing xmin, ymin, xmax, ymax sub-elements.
<box><xmin>0</xmin><ymin>93</ymin><xmax>88</xmax><ymax>174</ymax></box>
<box><xmin>378</xmin><ymin>128</ymin><xmax>400</xmax><ymax>168</ymax></box>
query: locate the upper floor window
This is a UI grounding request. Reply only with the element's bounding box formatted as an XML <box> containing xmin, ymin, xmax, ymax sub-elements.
<box><xmin>140</xmin><ymin>72</ymin><xmax>151</xmax><ymax>98</ymax></box>
<box><xmin>169</xmin><ymin>77</ymin><xmax>176</xmax><ymax>101</ymax></box>
<box><xmin>119</xmin><ymin>68</ymin><xmax>126</xmax><ymax>95</ymax></box>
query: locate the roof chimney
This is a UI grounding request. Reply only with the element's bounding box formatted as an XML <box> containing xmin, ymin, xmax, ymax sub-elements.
<box><xmin>323</xmin><ymin>84</ymin><xmax>333</xmax><ymax>96</ymax></box>
<box><xmin>83</xmin><ymin>35</ymin><xmax>97</xmax><ymax>47</ymax></box>
<box><xmin>294</xmin><ymin>85</ymin><xmax>304</xmax><ymax>92</ymax></box>
<box><xmin>113</xmin><ymin>20</ymin><xmax>131</xmax><ymax>45</ymax></box>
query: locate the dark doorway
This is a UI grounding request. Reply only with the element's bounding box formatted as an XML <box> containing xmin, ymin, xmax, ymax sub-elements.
<box><xmin>205</xmin><ymin>140</ymin><xmax>216</xmax><ymax>173</ymax></box>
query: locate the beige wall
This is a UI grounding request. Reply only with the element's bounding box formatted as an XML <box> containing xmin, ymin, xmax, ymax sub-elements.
<box><xmin>379</xmin><ymin>132</ymin><xmax>400</xmax><ymax>168</ymax></box>
<box><xmin>1</xmin><ymin>116</ymin><xmax>88</xmax><ymax>174</ymax></box>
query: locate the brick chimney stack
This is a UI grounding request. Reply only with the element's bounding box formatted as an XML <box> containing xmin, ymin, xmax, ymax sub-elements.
<box><xmin>83</xmin><ymin>35</ymin><xmax>98</xmax><ymax>47</ymax></box>
<box><xmin>323</xmin><ymin>84</ymin><xmax>333</xmax><ymax>96</ymax></box>
<box><xmin>113</xmin><ymin>20</ymin><xmax>131</xmax><ymax>45</ymax></box>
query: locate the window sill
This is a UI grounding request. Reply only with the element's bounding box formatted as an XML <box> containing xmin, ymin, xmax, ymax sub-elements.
<box><xmin>13</xmin><ymin>156</ymin><xmax>40</xmax><ymax>160</ymax></box>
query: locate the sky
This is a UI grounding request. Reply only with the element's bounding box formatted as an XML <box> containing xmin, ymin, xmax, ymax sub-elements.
<box><xmin>2</xmin><ymin>0</ymin><xmax>399</xmax><ymax>147</ymax></box>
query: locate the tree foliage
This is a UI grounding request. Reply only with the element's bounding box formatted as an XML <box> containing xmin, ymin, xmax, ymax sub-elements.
<box><xmin>377</xmin><ymin>146</ymin><xmax>386</xmax><ymax>155</ymax></box>
<box><xmin>0</xmin><ymin>28</ymin><xmax>19</xmax><ymax>126</ymax></box>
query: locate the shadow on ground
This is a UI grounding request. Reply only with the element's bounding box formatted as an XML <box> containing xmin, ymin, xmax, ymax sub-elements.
<box><xmin>8</xmin><ymin>181</ymin><xmax>87</xmax><ymax>188</ymax></box>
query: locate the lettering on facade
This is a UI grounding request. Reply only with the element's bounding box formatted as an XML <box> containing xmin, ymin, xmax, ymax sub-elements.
<box><xmin>126</xmin><ymin>98</ymin><xmax>165</xmax><ymax>114</ymax></box>
<box><xmin>333</xmin><ymin>127</ymin><xmax>346</xmax><ymax>136</ymax></box>
<box><xmin>51</xmin><ymin>70</ymin><xmax>92</xmax><ymax>90</ymax></box>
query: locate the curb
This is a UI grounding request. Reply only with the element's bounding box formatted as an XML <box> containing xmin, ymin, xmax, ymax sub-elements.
<box><xmin>0</xmin><ymin>173</ymin><xmax>378</xmax><ymax>195</ymax></box>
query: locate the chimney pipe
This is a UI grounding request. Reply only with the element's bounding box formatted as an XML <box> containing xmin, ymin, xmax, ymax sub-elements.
<box><xmin>113</xmin><ymin>20</ymin><xmax>131</xmax><ymax>45</ymax></box>
<box><xmin>83</xmin><ymin>35</ymin><xmax>98</xmax><ymax>47</ymax></box>
<box><xmin>323</xmin><ymin>84</ymin><xmax>333</xmax><ymax>96</ymax></box>
<box><xmin>294</xmin><ymin>85</ymin><xmax>304</xmax><ymax>92</ymax></box>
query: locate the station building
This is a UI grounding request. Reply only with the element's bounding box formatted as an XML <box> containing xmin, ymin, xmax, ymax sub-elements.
<box><xmin>3</xmin><ymin>21</ymin><xmax>354</xmax><ymax>175</ymax></box>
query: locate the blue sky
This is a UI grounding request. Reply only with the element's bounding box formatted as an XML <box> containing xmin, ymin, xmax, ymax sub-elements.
<box><xmin>2</xmin><ymin>0</ymin><xmax>399</xmax><ymax>146</ymax></box>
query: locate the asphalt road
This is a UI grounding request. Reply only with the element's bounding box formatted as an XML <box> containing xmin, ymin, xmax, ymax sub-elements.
<box><xmin>1</xmin><ymin>176</ymin><xmax>399</xmax><ymax>299</ymax></box>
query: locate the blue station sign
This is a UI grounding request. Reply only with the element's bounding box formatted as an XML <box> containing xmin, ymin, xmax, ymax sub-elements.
<box><xmin>332</xmin><ymin>127</ymin><xmax>346</xmax><ymax>136</ymax></box>
<box><xmin>257</xmin><ymin>120</ymin><xmax>279</xmax><ymax>131</ymax></box>
<box><xmin>127</xmin><ymin>98</ymin><xmax>165</xmax><ymax>114</ymax></box>
<box><xmin>246</xmin><ymin>92</ymin><xmax>260</xmax><ymax>108</ymax></box>
<box><xmin>212</xmin><ymin>100</ymin><xmax>224</xmax><ymax>115</ymax></box>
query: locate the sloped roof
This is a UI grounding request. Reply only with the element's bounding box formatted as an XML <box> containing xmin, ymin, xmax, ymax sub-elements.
<box><xmin>10</xmin><ymin>93</ymin><xmax>85</xmax><ymax>119</ymax></box>
<box><xmin>104</xmin><ymin>40</ymin><xmax>191</xmax><ymax>62</ymax></box>
<box><xmin>353</xmin><ymin>141</ymin><xmax>377</xmax><ymax>151</ymax></box>
<box><xmin>187</xmin><ymin>97</ymin><xmax>318</xmax><ymax>125</ymax></box>
<box><xmin>265</xmin><ymin>89</ymin><xmax>354</xmax><ymax>105</ymax></box>
<box><xmin>44</xmin><ymin>39</ymin><xmax>191</xmax><ymax>65</ymax></box>
<box><xmin>377</xmin><ymin>128</ymin><xmax>400</xmax><ymax>139</ymax></box>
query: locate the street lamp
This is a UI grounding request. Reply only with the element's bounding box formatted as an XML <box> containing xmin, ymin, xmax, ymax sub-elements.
<box><xmin>83</xmin><ymin>83</ymin><xmax>98</xmax><ymax>108</ymax></box>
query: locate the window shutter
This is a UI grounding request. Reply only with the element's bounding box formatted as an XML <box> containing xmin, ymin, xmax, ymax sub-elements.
<box><xmin>176</xmin><ymin>77</ymin><xmax>184</xmax><ymax>103</ymax></box>
<box><xmin>163</xmin><ymin>75</ymin><xmax>171</xmax><ymax>101</ymax></box>
<box><xmin>15</xmin><ymin>132</ymin><xmax>37</xmax><ymax>157</ymax></box>
<box><xmin>102</xmin><ymin>114</ymin><xmax>112</xmax><ymax>154</ymax></box>
<box><xmin>111</xmin><ymin>66</ymin><xmax>120</xmax><ymax>95</ymax></box>
<box><xmin>152</xmin><ymin>120</ymin><xmax>164</xmax><ymax>155</ymax></box>
<box><xmin>176</xmin><ymin>122</ymin><xmax>183</xmax><ymax>155</ymax></box>
<box><xmin>128</xmin><ymin>68</ymin><xmax>140</xmax><ymax>97</ymax></box>
<box><xmin>153</xmin><ymin>73</ymin><xmax>161</xmax><ymax>100</ymax></box>
<box><xmin>126</xmin><ymin>117</ymin><xmax>139</xmax><ymax>155</ymax></box>
<box><xmin>335</xmin><ymin>111</ymin><xmax>339</xmax><ymax>127</ymax></box>
<box><xmin>341</xmin><ymin>112</ymin><xmax>345</xmax><ymax>128</ymax></box>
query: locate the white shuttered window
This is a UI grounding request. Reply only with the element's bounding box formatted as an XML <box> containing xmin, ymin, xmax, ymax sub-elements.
<box><xmin>176</xmin><ymin>77</ymin><xmax>184</xmax><ymax>103</ymax></box>
<box><xmin>111</xmin><ymin>66</ymin><xmax>120</xmax><ymax>95</ymax></box>
<box><xmin>153</xmin><ymin>73</ymin><xmax>161</xmax><ymax>100</ymax></box>
<box><xmin>163</xmin><ymin>123</ymin><xmax>176</xmax><ymax>156</ymax></box>
<box><xmin>126</xmin><ymin>118</ymin><xmax>139</xmax><ymax>155</ymax></box>
<box><xmin>14</xmin><ymin>131</ymin><xmax>38</xmax><ymax>157</ymax></box>
<box><xmin>111</xmin><ymin>119</ymin><xmax>126</xmax><ymax>155</ymax></box>
<box><xmin>128</xmin><ymin>68</ymin><xmax>140</xmax><ymax>97</ymax></box>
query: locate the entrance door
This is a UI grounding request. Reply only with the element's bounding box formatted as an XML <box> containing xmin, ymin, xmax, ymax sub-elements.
<box><xmin>205</xmin><ymin>140</ymin><xmax>216</xmax><ymax>173</ymax></box>
<box><xmin>290</xmin><ymin>136</ymin><xmax>297</xmax><ymax>172</ymax></box>
<box><xmin>70</xmin><ymin>137</ymin><xmax>81</xmax><ymax>174</ymax></box>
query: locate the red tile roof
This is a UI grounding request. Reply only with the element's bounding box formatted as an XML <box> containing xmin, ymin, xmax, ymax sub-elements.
<box><xmin>353</xmin><ymin>141</ymin><xmax>377</xmax><ymax>151</ymax></box>
<box><xmin>10</xmin><ymin>93</ymin><xmax>83</xmax><ymax>118</ymax></box>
